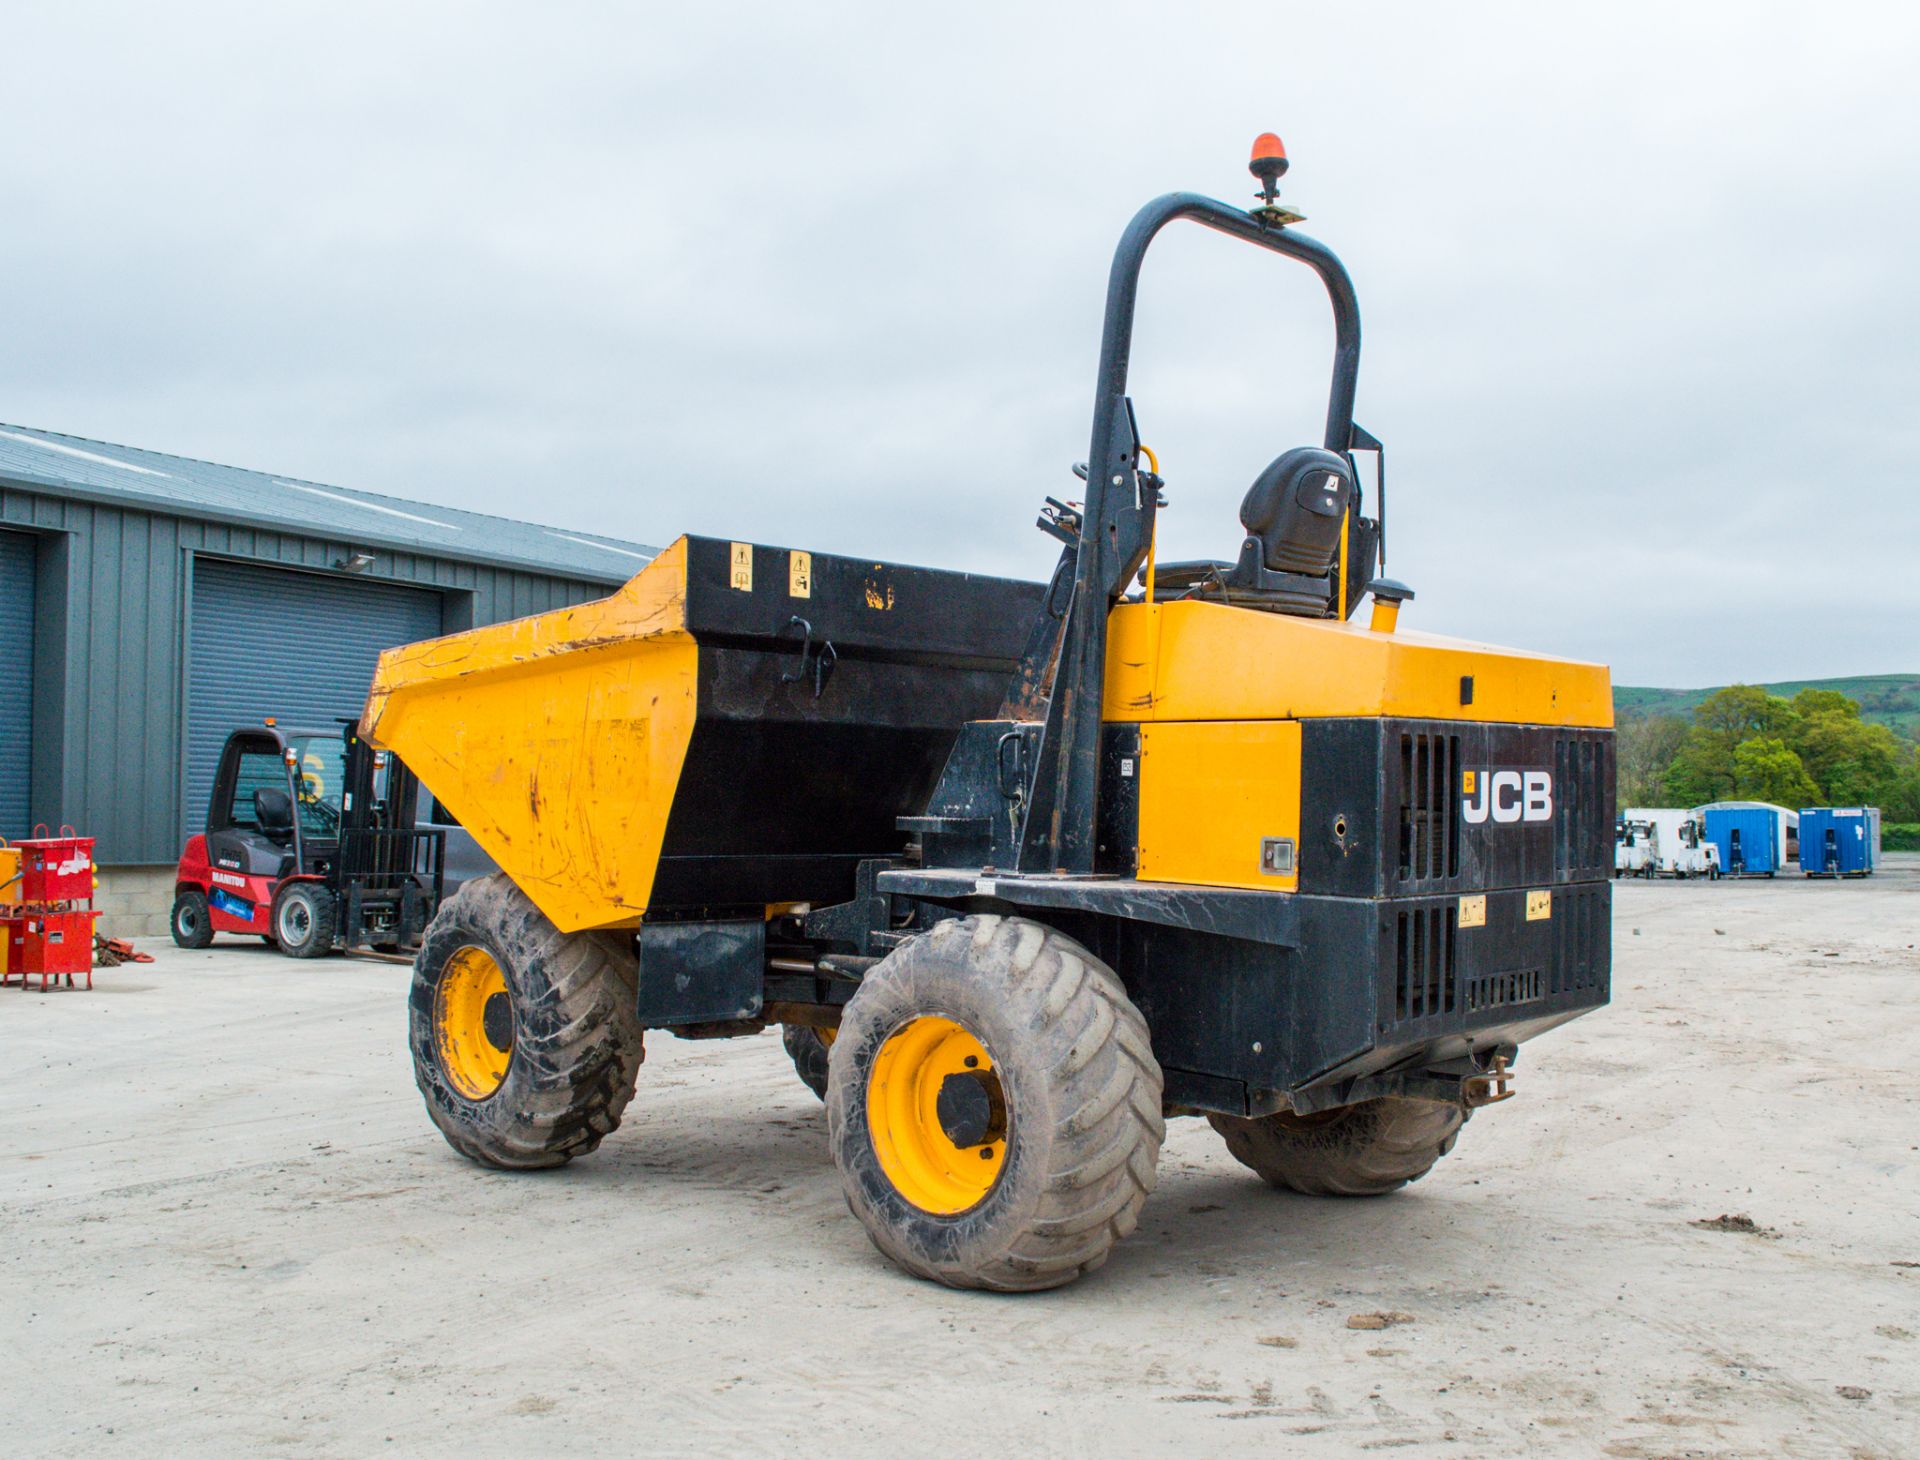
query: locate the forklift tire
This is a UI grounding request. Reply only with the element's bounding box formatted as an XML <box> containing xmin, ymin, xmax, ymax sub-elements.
<box><xmin>170</xmin><ymin>889</ymin><xmax>215</xmax><ymax>949</ymax></box>
<box><xmin>783</xmin><ymin>1024</ymin><xmax>833</xmax><ymax>1101</ymax></box>
<box><xmin>1208</xmin><ymin>1098</ymin><xmax>1467</xmax><ymax>1197</ymax></box>
<box><xmin>827</xmin><ymin>914</ymin><xmax>1164</xmax><ymax>1292</ymax></box>
<box><xmin>271</xmin><ymin>882</ymin><xmax>337</xmax><ymax>959</ymax></box>
<box><xmin>410</xmin><ymin>873</ymin><xmax>644</xmax><ymax>1171</ymax></box>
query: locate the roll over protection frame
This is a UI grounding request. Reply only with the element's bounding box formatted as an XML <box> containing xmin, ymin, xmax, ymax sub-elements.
<box><xmin>1017</xmin><ymin>191</ymin><xmax>1366</xmax><ymax>875</ymax></box>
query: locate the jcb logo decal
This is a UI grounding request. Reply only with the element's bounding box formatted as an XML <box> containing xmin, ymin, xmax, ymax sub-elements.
<box><xmin>1462</xmin><ymin>769</ymin><xmax>1553</xmax><ymax>824</ymax></box>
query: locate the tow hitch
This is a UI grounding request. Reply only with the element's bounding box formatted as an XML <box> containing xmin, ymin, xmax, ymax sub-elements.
<box><xmin>1464</xmin><ymin>1054</ymin><xmax>1516</xmax><ymax>1108</ymax></box>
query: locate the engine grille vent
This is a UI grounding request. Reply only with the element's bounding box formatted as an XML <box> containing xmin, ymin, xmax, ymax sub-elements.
<box><xmin>1466</xmin><ymin>968</ymin><xmax>1544</xmax><ymax>1012</ymax></box>
<box><xmin>1552</xmin><ymin>883</ymin><xmax>1608</xmax><ymax>993</ymax></box>
<box><xmin>1553</xmin><ymin>732</ymin><xmax>1614</xmax><ymax>878</ymax></box>
<box><xmin>1396</xmin><ymin>731</ymin><xmax>1460</xmax><ymax>886</ymax></box>
<box><xmin>1394</xmin><ymin>904</ymin><xmax>1457</xmax><ymax>1021</ymax></box>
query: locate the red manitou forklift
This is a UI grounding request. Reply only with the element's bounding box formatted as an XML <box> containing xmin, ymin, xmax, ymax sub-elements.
<box><xmin>170</xmin><ymin>719</ymin><xmax>447</xmax><ymax>957</ymax></box>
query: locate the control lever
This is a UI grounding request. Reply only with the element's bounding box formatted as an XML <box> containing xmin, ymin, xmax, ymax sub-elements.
<box><xmin>1038</xmin><ymin>496</ymin><xmax>1083</xmax><ymax>547</ymax></box>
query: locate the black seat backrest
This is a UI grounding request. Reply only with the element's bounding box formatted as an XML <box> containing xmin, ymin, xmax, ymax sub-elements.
<box><xmin>1239</xmin><ymin>446</ymin><xmax>1356</xmax><ymax>575</ymax></box>
<box><xmin>254</xmin><ymin>787</ymin><xmax>295</xmax><ymax>838</ymax></box>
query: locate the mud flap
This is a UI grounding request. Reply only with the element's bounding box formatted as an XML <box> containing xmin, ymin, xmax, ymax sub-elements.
<box><xmin>635</xmin><ymin>919</ymin><xmax>765</xmax><ymax>1026</ymax></box>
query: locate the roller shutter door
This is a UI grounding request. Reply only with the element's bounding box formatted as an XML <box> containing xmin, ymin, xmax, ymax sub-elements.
<box><xmin>0</xmin><ymin>531</ymin><xmax>33</xmax><ymax>839</ymax></box>
<box><xmin>186</xmin><ymin>560</ymin><xmax>441</xmax><ymax>837</ymax></box>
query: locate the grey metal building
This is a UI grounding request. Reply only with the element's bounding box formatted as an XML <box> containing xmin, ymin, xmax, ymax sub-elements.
<box><xmin>0</xmin><ymin>423</ymin><xmax>656</xmax><ymax>932</ymax></box>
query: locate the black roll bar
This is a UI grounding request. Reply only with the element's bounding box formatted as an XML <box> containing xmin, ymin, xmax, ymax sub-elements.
<box><xmin>1018</xmin><ymin>191</ymin><xmax>1365</xmax><ymax>875</ymax></box>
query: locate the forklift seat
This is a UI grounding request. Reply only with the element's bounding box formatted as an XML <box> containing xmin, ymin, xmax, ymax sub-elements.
<box><xmin>254</xmin><ymin>787</ymin><xmax>295</xmax><ymax>842</ymax></box>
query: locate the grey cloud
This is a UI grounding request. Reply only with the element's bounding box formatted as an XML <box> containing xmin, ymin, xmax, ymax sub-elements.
<box><xmin>3</xmin><ymin>1</ymin><xmax>1916</xmax><ymax>684</ymax></box>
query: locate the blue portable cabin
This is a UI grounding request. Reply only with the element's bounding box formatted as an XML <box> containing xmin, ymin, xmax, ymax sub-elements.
<box><xmin>1703</xmin><ymin>806</ymin><xmax>1779</xmax><ymax>877</ymax></box>
<box><xmin>1798</xmin><ymin>807</ymin><xmax>1881</xmax><ymax>876</ymax></box>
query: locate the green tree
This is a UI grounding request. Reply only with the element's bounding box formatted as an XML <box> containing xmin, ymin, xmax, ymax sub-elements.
<box><xmin>1790</xmin><ymin>687</ymin><xmax>1858</xmax><ymax>720</ymax></box>
<box><xmin>1616</xmin><ymin>713</ymin><xmax>1690</xmax><ymax>809</ymax></box>
<box><xmin>1695</xmin><ymin>685</ymin><xmax>1799</xmax><ymax>754</ymax></box>
<box><xmin>1731</xmin><ymin>737</ymin><xmax>1819</xmax><ymax>807</ymax></box>
<box><xmin>1662</xmin><ymin>686</ymin><xmax>1800</xmax><ymax>804</ymax></box>
<box><xmin>1796</xmin><ymin>712</ymin><xmax>1905</xmax><ymax>804</ymax></box>
<box><xmin>1663</xmin><ymin>730</ymin><xmax>1732</xmax><ymax>803</ymax></box>
<box><xmin>1626</xmin><ymin>679</ymin><xmax>1920</xmax><ymax>814</ymax></box>
<box><xmin>1778</xmin><ymin>690</ymin><xmax>1912</xmax><ymax>808</ymax></box>
<box><xmin>1885</xmin><ymin>756</ymin><xmax>1920</xmax><ymax>821</ymax></box>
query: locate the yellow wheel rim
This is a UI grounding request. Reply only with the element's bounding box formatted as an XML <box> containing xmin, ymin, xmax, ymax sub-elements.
<box><xmin>867</xmin><ymin>1015</ymin><xmax>1007</xmax><ymax>1214</ymax></box>
<box><xmin>434</xmin><ymin>945</ymin><xmax>513</xmax><ymax>1101</ymax></box>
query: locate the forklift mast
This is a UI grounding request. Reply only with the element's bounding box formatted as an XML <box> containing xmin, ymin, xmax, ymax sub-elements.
<box><xmin>335</xmin><ymin>721</ymin><xmax>444</xmax><ymax>947</ymax></box>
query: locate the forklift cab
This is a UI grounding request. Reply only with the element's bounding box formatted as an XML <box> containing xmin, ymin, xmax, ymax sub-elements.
<box><xmin>179</xmin><ymin>718</ymin><xmax>443</xmax><ymax>958</ymax></box>
<box><xmin>204</xmin><ymin>724</ymin><xmax>352</xmax><ymax>880</ymax></box>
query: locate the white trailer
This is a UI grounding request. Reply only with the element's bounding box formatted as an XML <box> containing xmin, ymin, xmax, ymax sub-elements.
<box><xmin>1624</xmin><ymin>807</ymin><xmax>1720</xmax><ymax>878</ymax></box>
<box><xmin>1615</xmin><ymin>817</ymin><xmax>1654</xmax><ymax>877</ymax></box>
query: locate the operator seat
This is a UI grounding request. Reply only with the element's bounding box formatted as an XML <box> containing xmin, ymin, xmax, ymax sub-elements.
<box><xmin>254</xmin><ymin>787</ymin><xmax>296</xmax><ymax>845</ymax></box>
<box><xmin>1150</xmin><ymin>446</ymin><xmax>1378</xmax><ymax>617</ymax></box>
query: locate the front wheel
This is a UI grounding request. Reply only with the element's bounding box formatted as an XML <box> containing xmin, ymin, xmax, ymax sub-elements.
<box><xmin>1209</xmin><ymin>1097</ymin><xmax>1467</xmax><ymax>1197</ymax></box>
<box><xmin>170</xmin><ymin>889</ymin><xmax>215</xmax><ymax>949</ymax></box>
<box><xmin>409</xmin><ymin>873</ymin><xmax>644</xmax><ymax>1170</ymax></box>
<box><xmin>827</xmin><ymin>915</ymin><xmax>1164</xmax><ymax>1292</ymax></box>
<box><xmin>271</xmin><ymin>882</ymin><xmax>337</xmax><ymax>959</ymax></box>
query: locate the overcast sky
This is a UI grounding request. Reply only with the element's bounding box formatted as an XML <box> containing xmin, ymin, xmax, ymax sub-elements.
<box><xmin>4</xmin><ymin>3</ymin><xmax>1916</xmax><ymax>686</ymax></box>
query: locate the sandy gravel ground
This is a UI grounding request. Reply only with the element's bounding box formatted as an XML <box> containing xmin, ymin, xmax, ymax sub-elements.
<box><xmin>5</xmin><ymin>861</ymin><xmax>1917</xmax><ymax>1458</ymax></box>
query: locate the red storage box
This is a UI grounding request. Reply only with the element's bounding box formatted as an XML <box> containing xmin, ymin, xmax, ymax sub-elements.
<box><xmin>7</xmin><ymin>910</ymin><xmax>96</xmax><ymax>984</ymax></box>
<box><xmin>11</xmin><ymin>831</ymin><xmax>96</xmax><ymax>904</ymax></box>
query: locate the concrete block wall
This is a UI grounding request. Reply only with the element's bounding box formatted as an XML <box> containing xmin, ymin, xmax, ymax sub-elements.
<box><xmin>94</xmin><ymin>864</ymin><xmax>175</xmax><ymax>939</ymax></box>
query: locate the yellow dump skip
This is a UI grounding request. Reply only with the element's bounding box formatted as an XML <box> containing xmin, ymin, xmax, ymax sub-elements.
<box><xmin>363</xmin><ymin>538</ymin><xmax>696</xmax><ymax>933</ymax></box>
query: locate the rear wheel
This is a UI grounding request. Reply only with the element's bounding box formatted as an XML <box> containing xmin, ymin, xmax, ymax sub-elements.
<box><xmin>828</xmin><ymin>915</ymin><xmax>1164</xmax><ymax>1291</ymax></box>
<box><xmin>783</xmin><ymin>1024</ymin><xmax>833</xmax><ymax>1100</ymax></box>
<box><xmin>410</xmin><ymin>873</ymin><xmax>644</xmax><ymax>1169</ymax></box>
<box><xmin>271</xmin><ymin>882</ymin><xmax>337</xmax><ymax>959</ymax></box>
<box><xmin>170</xmin><ymin>889</ymin><xmax>214</xmax><ymax>949</ymax></box>
<box><xmin>1209</xmin><ymin>1097</ymin><xmax>1467</xmax><ymax>1197</ymax></box>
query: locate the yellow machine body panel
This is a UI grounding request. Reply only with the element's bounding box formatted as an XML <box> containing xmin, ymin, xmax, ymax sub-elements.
<box><xmin>1138</xmin><ymin>720</ymin><xmax>1302</xmax><ymax>892</ymax></box>
<box><xmin>362</xmin><ymin>538</ymin><xmax>697</xmax><ymax>933</ymax></box>
<box><xmin>1104</xmin><ymin>599</ymin><xmax>1613</xmax><ymax>729</ymax></box>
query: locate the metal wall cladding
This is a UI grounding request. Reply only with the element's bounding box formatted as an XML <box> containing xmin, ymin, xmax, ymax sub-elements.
<box><xmin>0</xmin><ymin>530</ymin><xmax>33</xmax><ymax>839</ymax></box>
<box><xmin>0</xmin><ymin>482</ymin><xmax>616</xmax><ymax>864</ymax></box>
<box><xmin>1300</xmin><ymin>719</ymin><xmax>1616</xmax><ymax>897</ymax></box>
<box><xmin>185</xmin><ymin>559</ymin><xmax>444</xmax><ymax>839</ymax></box>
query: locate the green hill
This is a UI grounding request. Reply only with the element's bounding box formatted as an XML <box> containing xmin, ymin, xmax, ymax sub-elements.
<box><xmin>1616</xmin><ymin>674</ymin><xmax>1920</xmax><ymax>739</ymax></box>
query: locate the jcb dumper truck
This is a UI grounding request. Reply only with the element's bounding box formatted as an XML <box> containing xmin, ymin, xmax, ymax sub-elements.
<box><xmin>364</xmin><ymin>135</ymin><xmax>1614</xmax><ymax>1291</ymax></box>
